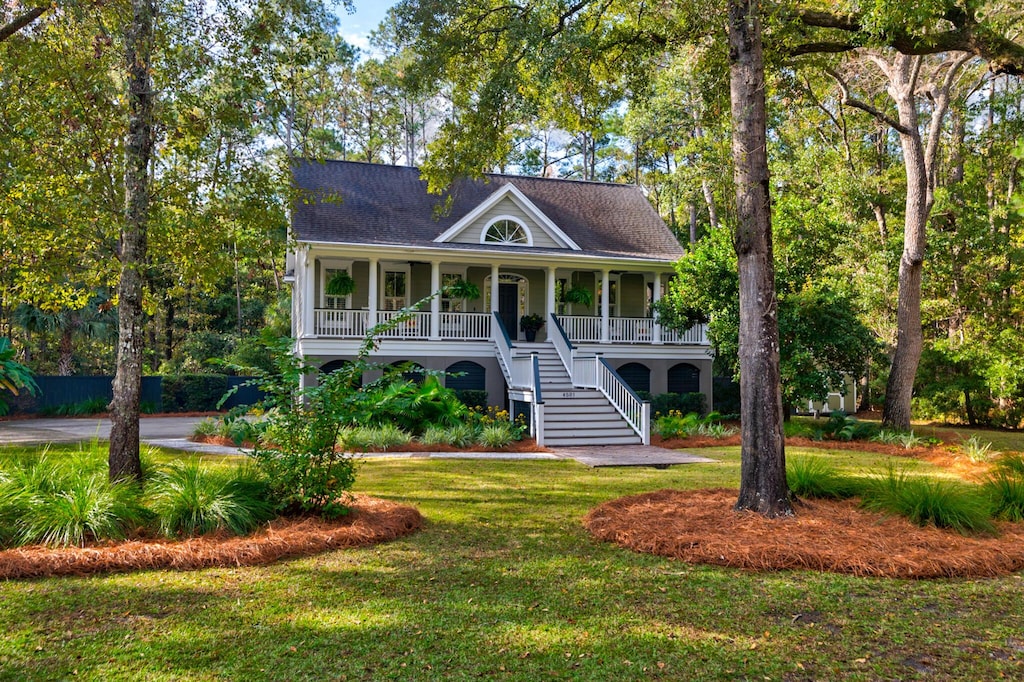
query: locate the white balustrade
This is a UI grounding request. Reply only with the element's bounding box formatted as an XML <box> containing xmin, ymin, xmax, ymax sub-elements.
<box><xmin>375</xmin><ymin>310</ymin><xmax>430</xmax><ymax>338</ymax></box>
<box><xmin>572</xmin><ymin>356</ymin><xmax>597</xmax><ymax>388</ymax></box>
<box><xmin>608</xmin><ymin>317</ymin><xmax>655</xmax><ymax>342</ymax></box>
<box><xmin>439</xmin><ymin>312</ymin><xmax>491</xmax><ymax>340</ymax></box>
<box><xmin>559</xmin><ymin>315</ymin><xmax>602</xmax><ymax>343</ymax></box>
<box><xmin>314</xmin><ymin>309</ymin><xmax>369</xmax><ymax>337</ymax></box>
<box><xmin>660</xmin><ymin>323</ymin><xmax>708</xmax><ymax>345</ymax></box>
<box><xmin>596</xmin><ymin>358</ymin><xmax>650</xmax><ymax>445</ymax></box>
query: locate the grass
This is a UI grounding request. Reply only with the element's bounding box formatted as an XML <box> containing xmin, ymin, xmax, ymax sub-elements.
<box><xmin>0</xmin><ymin>443</ymin><xmax>1023</xmax><ymax>680</ymax></box>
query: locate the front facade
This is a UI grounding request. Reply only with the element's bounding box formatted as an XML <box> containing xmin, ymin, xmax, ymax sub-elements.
<box><xmin>288</xmin><ymin>160</ymin><xmax>713</xmax><ymax>446</ymax></box>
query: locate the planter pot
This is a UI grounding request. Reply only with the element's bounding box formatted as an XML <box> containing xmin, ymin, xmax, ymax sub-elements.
<box><xmin>524</xmin><ymin>329</ymin><xmax>538</xmax><ymax>342</ymax></box>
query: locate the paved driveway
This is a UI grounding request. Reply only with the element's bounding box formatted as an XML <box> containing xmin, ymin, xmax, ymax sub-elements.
<box><xmin>0</xmin><ymin>416</ymin><xmax>715</xmax><ymax>467</ymax></box>
<box><xmin>0</xmin><ymin>416</ymin><xmax>205</xmax><ymax>445</ymax></box>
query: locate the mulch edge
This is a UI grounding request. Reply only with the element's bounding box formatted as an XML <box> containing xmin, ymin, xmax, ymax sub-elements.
<box><xmin>0</xmin><ymin>495</ymin><xmax>423</xmax><ymax>580</ymax></box>
<box><xmin>584</xmin><ymin>488</ymin><xmax>1024</xmax><ymax>579</ymax></box>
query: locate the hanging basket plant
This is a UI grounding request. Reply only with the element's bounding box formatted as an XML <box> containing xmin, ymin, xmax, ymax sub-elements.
<box><xmin>563</xmin><ymin>286</ymin><xmax>593</xmax><ymax>308</ymax></box>
<box><xmin>444</xmin><ymin>278</ymin><xmax>481</xmax><ymax>300</ymax></box>
<box><xmin>326</xmin><ymin>271</ymin><xmax>357</xmax><ymax>297</ymax></box>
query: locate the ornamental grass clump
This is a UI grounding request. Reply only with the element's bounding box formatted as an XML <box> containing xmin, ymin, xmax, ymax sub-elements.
<box><xmin>149</xmin><ymin>459</ymin><xmax>275</xmax><ymax>538</ymax></box>
<box><xmin>983</xmin><ymin>455</ymin><xmax>1024</xmax><ymax>522</ymax></box>
<box><xmin>861</xmin><ymin>465</ymin><xmax>995</xmax><ymax>536</ymax></box>
<box><xmin>0</xmin><ymin>455</ymin><xmax>149</xmax><ymax>548</ymax></box>
<box><xmin>786</xmin><ymin>457</ymin><xmax>860</xmax><ymax>500</ymax></box>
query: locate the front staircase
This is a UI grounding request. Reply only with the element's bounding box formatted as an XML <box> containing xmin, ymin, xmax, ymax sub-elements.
<box><xmin>511</xmin><ymin>342</ymin><xmax>642</xmax><ymax>447</ymax></box>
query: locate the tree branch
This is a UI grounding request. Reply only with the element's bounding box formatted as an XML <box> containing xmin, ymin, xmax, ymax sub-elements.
<box><xmin>793</xmin><ymin>7</ymin><xmax>1024</xmax><ymax>75</ymax></box>
<box><xmin>0</xmin><ymin>6</ymin><xmax>47</xmax><ymax>43</ymax></box>
<box><xmin>823</xmin><ymin>66</ymin><xmax>912</xmax><ymax>135</ymax></box>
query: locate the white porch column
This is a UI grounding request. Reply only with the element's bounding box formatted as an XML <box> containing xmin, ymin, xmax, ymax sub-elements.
<box><xmin>367</xmin><ymin>257</ymin><xmax>379</xmax><ymax>330</ymax></box>
<box><xmin>652</xmin><ymin>271</ymin><xmax>663</xmax><ymax>344</ymax></box>
<box><xmin>490</xmin><ymin>263</ymin><xmax>500</xmax><ymax>313</ymax></box>
<box><xmin>600</xmin><ymin>268</ymin><xmax>610</xmax><ymax>343</ymax></box>
<box><xmin>303</xmin><ymin>248</ymin><xmax>315</xmax><ymax>337</ymax></box>
<box><xmin>546</xmin><ymin>266</ymin><xmax>557</xmax><ymax>325</ymax></box>
<box><xmin>430</xmin><ymin>260</ymin><xmax>441</xmax><ymax>340</ymax></box>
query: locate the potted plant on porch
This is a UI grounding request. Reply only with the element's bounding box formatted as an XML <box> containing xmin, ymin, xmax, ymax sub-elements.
<box><xmin>325</xmin><ymin>270</ymin><xmax>357</xmax><ymax>297</ymax></box>
<box><xmin>562</xmin><ymin>285</ymin><xmax>593</xmax><ymax>314</ymax></box>
<box><xmin>519</xmin><ymin>313</ymin><xmax>545</xmax><ymax>342</ymax></box>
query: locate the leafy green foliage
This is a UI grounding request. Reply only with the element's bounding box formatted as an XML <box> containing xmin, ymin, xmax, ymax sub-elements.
<box><xmin>983</xmin><ymin>469</ymin><xmax>1024</xmax><ymax>523</ymax></box>
<box><xmin>958</xmin><ymin>436</ymin><xmax>998</xmax><ymax>463</ymax></box>
<box><xmin>648</xmin><ymin>392</ymin><xmax>706</xmax><ymax>417</ymax></box>
<box><xmin>0</xmin><ymin>338</ymin><xmax>37</xmax><ymax>415</ymax></box>
<box><xmin>655</xmin><ymin>229</ymin><xmax>879</xmax><ymax>410</ymax></box>
<box><xmin>861</xmin><ymin>466</ymin><xmax>995</xmax><ymax>535</ymax></box>
<box><xmin>149</xmin><ymin>459</ymin><xmax>274</xmax><ymax>537</ymax></box>
<box><xmin>479</xmin><ymin>422</ymin><xmax>517</xmax><ymax>449</ymax></box>
<box><xmin>162</xmin><ymin>374</ymin><xmax>232</xmax><ymax>412</ymax></box>
<box><xmin>654</xmin><ymin>411</ymin><xmax>736</xmax><ymax>439</ymax></box>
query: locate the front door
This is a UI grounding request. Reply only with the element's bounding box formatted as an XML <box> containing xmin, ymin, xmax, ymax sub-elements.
<box><xmin>499</xmin><ymin>282</ymin><xmax>518</xmax><ymax>340</ymax></box>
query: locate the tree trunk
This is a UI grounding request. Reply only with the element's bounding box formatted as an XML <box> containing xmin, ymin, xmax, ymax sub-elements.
<box><xmin>728</xmin><ymin>0</ymin><xmax>792</xmax><ymax>518</ymax></box>
<box><xmin>109</xmin><ymin>0</ymin><xmax>155</xmax><ymax>483</ymax></box>
<box><xmin>881</xmin><ymin>57</ymin><xmax>931</xmax><ymax>432</ymax></box>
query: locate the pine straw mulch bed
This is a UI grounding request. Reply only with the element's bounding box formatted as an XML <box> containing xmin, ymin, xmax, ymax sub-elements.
<box><xmin>0</xmin><ymin>495</ymin><xmax>422</xmax><ymax>581</ymax></box>
<box><xmin>193</xmin><ymin>435</ymin><xmax>549</xmax><ymax>454</ymax></box>
<box><xmin>651</xmin><ymin>434</ymin><xmax>994</xmax><ymax>480</ymax></box>
<box><xmin>585</xmin><ymin>488</ymin><xmax>1024</xmax><ymax>579</ymax></box>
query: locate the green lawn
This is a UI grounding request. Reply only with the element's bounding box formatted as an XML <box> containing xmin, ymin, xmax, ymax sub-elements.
<box><xmin>1</xmin><ymin>445</ymin><xmax>1023</xmax><ymax>680</ymax></box>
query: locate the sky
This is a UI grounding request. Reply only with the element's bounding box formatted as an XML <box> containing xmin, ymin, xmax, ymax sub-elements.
<box><xmin>339</xmin><ymin>0</ymin><xmax>401</xmax><ymax>54</ymax></box>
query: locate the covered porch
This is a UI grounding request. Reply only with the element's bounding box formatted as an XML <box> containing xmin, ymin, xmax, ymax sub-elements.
<box><xmin>295</xmin><ymin>248</ymin><xmax>707</xmax><ymax>346</ymax></box>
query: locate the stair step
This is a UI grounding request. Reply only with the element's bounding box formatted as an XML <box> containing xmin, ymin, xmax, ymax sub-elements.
<box><xmin>545</xmin><ymin>435</ymin><xmax>642</xmax><ymax>446</ymax></box>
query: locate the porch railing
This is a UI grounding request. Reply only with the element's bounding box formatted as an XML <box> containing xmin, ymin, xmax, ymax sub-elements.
<box><xmin>492</xmin><ymin>311</ymin><xmax>514</xmax><ymax>384</ymax></box>
<box><xmin>558</xmin><ymin>315</ymin><xmax>707</xmax><ymax>345</ymax></box>
<box><xmin>596</xmin><ymin>357</ymin><xmax>651</xmax><ymax>445</ymax></box>
<box><xmin>661</xmin><ymin>323</ymin><xmax>708</xmax><ymax>345</ymax></box>
<box><xmin>559</xmin><ymin>315</ymin><xmax>602</xmax><ymax>343</ymax></box>
<box><xmin>439</xmin><ymin>312</ymin><xmax>491</xmax><ymax>340</ymax></box>
<box><xmin>375</xmin><ymin>310</ymin><xmax>430</xmax><ymax>339</ymax></box>
<box><xmin>314</xmin><ymin>309</ymin><xmax>368</xmax><ymax>337</ymax></box>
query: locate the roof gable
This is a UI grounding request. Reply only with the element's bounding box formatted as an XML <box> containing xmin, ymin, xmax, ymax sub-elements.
<box><xmin>433</xmin><ymin>184</ymin><xmax>581</xmax><ymax>250</ymax></box>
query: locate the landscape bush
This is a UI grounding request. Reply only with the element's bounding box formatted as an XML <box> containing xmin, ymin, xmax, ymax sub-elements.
<box><xmin>984</xmin><ymin>454</ymin><xmax>1024</xmax><ymax>522</ymax></box>
<box><xmin>162</xmin><ymin>374</ymin><xmax>231</xmax><ymax>412</ymax></box>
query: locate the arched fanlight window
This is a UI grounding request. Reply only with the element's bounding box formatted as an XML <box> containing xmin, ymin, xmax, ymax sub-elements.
<box><xmin>482</xmin><ymin>218</ymin><xmax>532</xmax><ymax>246</ymax></box>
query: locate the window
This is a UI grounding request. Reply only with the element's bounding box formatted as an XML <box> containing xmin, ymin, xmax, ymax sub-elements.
<box><xmin>323</xmin><ymin>268</ymin><xmax>351</xmax><ymax>310</ymax></box>
<box><xmin>383</xmin><ymin>271</ymin><xmax>407</xmax><ymax>310</ymax></box>
<box><xmin>617</xmin><ymin>363</ymin><xmax>651</xmax><ymax>394</ymax></box>
<box><xmin>483</xmin><ymin>218</ymin><xmax>531</xmax><ymax>245</ymax></box>
<box><xmin>668</xmin><ymin>363</ymin><xmax>700</xmax><ymax>394</ymax></box>
<box><xmin>441</xmin><ymin>273</ymin><xmax>463</xmax><ymax>312</ymax></box>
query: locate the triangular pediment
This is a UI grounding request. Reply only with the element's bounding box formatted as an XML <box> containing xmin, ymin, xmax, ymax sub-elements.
<box><xmin>433</xmin><ymin>184</ymin><xmax>581</xmax><ymax>250</ymax></box>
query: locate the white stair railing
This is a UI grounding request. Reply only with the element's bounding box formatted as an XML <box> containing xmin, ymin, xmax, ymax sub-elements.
<box><xmin>492</xmin><ymin>311</ymin><xmax>514</xmax><ymax>383</ymax></box>
<box><xmin>595</xmin><ymin>357</ymin><xmax>651</xmax><ymax>445</ymax></box>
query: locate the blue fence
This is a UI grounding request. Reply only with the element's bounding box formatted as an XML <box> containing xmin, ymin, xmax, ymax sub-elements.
<box><xmin>20</xmin><ymin>375</ymin><xmax>265</xmax><ymax>414</ymax></box>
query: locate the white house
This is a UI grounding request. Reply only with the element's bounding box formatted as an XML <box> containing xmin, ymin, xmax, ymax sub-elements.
<box><xmin>287</xmin><ymin>160</ymin><xmax>713</xmax><ymax>446</ymax></box>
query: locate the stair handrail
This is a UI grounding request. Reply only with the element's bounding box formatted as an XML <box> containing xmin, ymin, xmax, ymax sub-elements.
<box><xmin>548</xmin><ymin>313</ymin><xmax>576</xmax><ymax>383</ymax></box>
<box><xmin>492</xmin><ymin>311</ymin><xmax>515</xmax><ymax>383</ymax></box>
<box><xmin>531</xmin><ymin>352</ymin><xmax>543</xmax><ymax>405</ymax></box>
<box><xmin>596</xmin><ymin>357</ymin><xmax>651</xmax><ymax>445</ymax></box>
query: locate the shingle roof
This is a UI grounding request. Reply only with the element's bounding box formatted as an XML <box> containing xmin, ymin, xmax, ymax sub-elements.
<box><xmin>292</xmin><ymin>160</ymin><xmax>685</xmax><ymax>261</ymax></box>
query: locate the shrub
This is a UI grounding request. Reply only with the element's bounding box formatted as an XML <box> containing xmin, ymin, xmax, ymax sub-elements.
<box><xmin>479</xmin><ymin>423</ymin><xmax>516</xmax><ymax>449</ymax></box>
<box><xmin>149</xmin><ymin>460</ymin><xmax>274</xmax><ymax>537</ymax></box>
<box><xmin>161</xmin><ymin>374</ymin><xmax>231</xmax><ymax>412</ymax></box>
<box><xmin>860</xmin><ymin>465</ymin><xmax>995</xmax><ymax>535</ymax></box>
<box><xmin>787</xmin><ymin>458</ymin><xmax>859</xmax><ymax>500</ymax></box>
<box><xmin>419</xmin><ymin>424</ymin><xmax>451</xmax><ymax>446</ymax></box>
<box><xmin>39</xmin><ymin>396</ymin><xmax>110</xmax><ymax>417</ymax></box>
<box><xmin>454</xmin><ymin>389</ymin><xmax>488</xmax><ymax>411</ymax></box>
<box><xmin>193</xmin><ymin>418</ymin><xmax>219</xmax><ymax>437</ymax></box>
<box><xmin>651</xmin><ymin>392</ymin><xmax>706</xmax><ymax>417</ymax></box>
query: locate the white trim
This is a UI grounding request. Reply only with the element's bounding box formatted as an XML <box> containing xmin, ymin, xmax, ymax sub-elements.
<box><xmin>298</xmin><ymin>240</ymin><xmax>676</xmax><ymax>270</ymax></box>
<box><xmin>480</xmin><ymin>215</ymin><xmax>534</xmax><ymax>246</ymax></box>
<box><xmin>433</xmin><ymin>184</ymin><xmax>582</xmax><ymax>250</ymax></box>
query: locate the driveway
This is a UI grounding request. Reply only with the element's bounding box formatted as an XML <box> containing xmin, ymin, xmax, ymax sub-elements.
<box><xmin>0</xmin><ymin>416</ymin><xmax>206</xmax><ymax>446</ymax></box>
